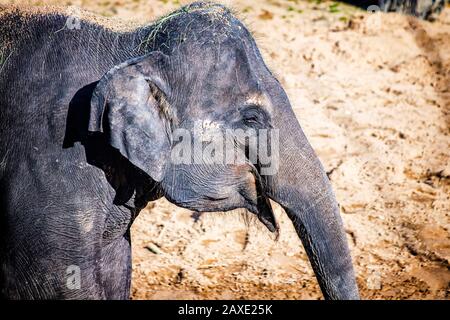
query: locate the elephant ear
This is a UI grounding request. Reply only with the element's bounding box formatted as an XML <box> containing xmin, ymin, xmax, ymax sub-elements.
<box><xmin>88</xmin><ymin>51</ymin><xmax>172</xmax><ymax>182</ymax></box>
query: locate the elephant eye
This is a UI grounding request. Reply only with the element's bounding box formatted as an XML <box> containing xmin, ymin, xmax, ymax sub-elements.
<box><xmin>243</xmin><ymin>115</ymin><xmax>259</xmax><ymax>124</ymax></box>
<box><xmin>241</xmin><ymin>105</ymin><xmax>268</xmax><ymax>127</ymax></box>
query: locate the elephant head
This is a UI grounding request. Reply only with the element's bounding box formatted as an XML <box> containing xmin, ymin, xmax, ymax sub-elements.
<box><xmin>88</xmin><ymin>2</ymin><xmax>359</xmax><ymax>300</ymax></box>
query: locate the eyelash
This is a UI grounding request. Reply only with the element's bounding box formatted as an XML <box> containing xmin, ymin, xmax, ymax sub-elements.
<box><xmin>243</xmin><ymin>115</ymin><xmax>259</xmax><ymax>124</ymax></box>
<box><xmin>241</xmin><ymin>106</ymin><xmax>266</xmax><ymax>126</ymax></box>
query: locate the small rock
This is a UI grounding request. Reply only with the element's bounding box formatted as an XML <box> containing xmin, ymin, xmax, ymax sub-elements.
<box><xmin>145</xmin><ymin>242</ymin><xmax>162</xmax><ymax>254</ymax></box>
<box><xmin>258</xmin><ymin>10</ymin><xmax>274</xmax><ymax>20</ymax></box>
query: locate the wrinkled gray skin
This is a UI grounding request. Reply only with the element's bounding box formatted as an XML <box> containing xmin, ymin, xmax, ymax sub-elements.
<box><xmin>0</xmin><ymin>2</ymin><xmax>359</xmax><ymax>299</ymax></box>
<box><xmin>379</xmin><ymin>0</ymin><xmax>447</xmax><ymax>20</ymax></box>
<box><xmin>345</xmin><ymin>0</ymin><xmax>446</xmax><ymax>20</ymax></box>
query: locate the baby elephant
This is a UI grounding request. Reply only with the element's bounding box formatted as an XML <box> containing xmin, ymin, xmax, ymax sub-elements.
<box><xmin>0</xmin><ymin>2</ymin><xmax>359</xmax><ymax>299</ymax></box>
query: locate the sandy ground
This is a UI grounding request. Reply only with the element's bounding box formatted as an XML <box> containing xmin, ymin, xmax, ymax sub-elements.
<box><xmin>2</xmin><ymin>0</ymin><xmax>449</xmax><ymax>299</ymax></box>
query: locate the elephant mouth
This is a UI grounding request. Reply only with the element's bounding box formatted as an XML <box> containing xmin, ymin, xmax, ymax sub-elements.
<box><xmin>244</xmin><ymin>165</ymin><xmax>279</xmax><ymax>236</ymax></box>
<box><xmin>256</xmin><ymin>196</ymin><xmax>279</xmax><ymax>236</ymax></box>
<box><xmin>160</xmin><ymin>161</ymin><xmax>279</xmax><ymax>235</ymax></box>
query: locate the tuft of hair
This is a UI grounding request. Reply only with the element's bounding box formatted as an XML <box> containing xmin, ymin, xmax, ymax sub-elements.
<box><xmin>0</xmin><ymin>4</ymin><xmax>141</xmax><ymax>32</ymax></box>
<box><xmin>200</xmin><ymin>207</ymin><xmax>279</xmax><ymax>242</ymax></box>
<box><xmin>137</xmin><ymin>1</ymin><xmax>244</xmax><ymax>52</ymax></box>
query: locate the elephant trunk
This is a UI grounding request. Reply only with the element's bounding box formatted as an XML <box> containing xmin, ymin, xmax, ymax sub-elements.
<box><xmin>266</xmin><ymin>106</ymin><xmax>359</xmax><ymax>300</ymax></box>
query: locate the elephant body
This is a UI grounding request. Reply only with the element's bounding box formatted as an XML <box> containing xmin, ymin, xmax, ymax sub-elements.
<box><xmin>0</xmin><ymin>6</ymin><xmax>148</xmax><ymax>299</ymax></box>
<box><xmin>0</xmin><ymin>2</ymin><xmax>359</xmax><ymax>299</ymax></box>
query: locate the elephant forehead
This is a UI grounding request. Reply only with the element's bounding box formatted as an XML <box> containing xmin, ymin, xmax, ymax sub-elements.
<box><xmin>192</xmin><ymin>119</ymin><xmax>224</xmax><ymax>138</ymax></box>
<box><xmin>245</xmin><ymin>93</ymin><xmax>273</xmax><ymax>113</ymax></box>
<box><xmin>197</xmin><ymin>119</ymin><xmax>222</xmax><ymax>130</ymax></box>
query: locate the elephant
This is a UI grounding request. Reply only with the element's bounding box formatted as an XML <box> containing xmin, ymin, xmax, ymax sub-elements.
<box><xmin>379</xmin><ymin>0</ymin><xmax>447</xmax><ymax>20</ymax></box>
<box><xmin>343</xmin><ymin>0</ymin><xmax>447</xmax><ymax>20</ymax></box>
<box><xmin>0</xmin><ymin>2</ymin><xmax>359</xmax><ymax>299</ymax></box>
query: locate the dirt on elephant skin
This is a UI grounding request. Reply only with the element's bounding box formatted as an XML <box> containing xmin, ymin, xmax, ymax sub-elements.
<box><xmin>2</xmin><ymin>0</ymin><xmax>449</xmax><ymax>299</ymax></box>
